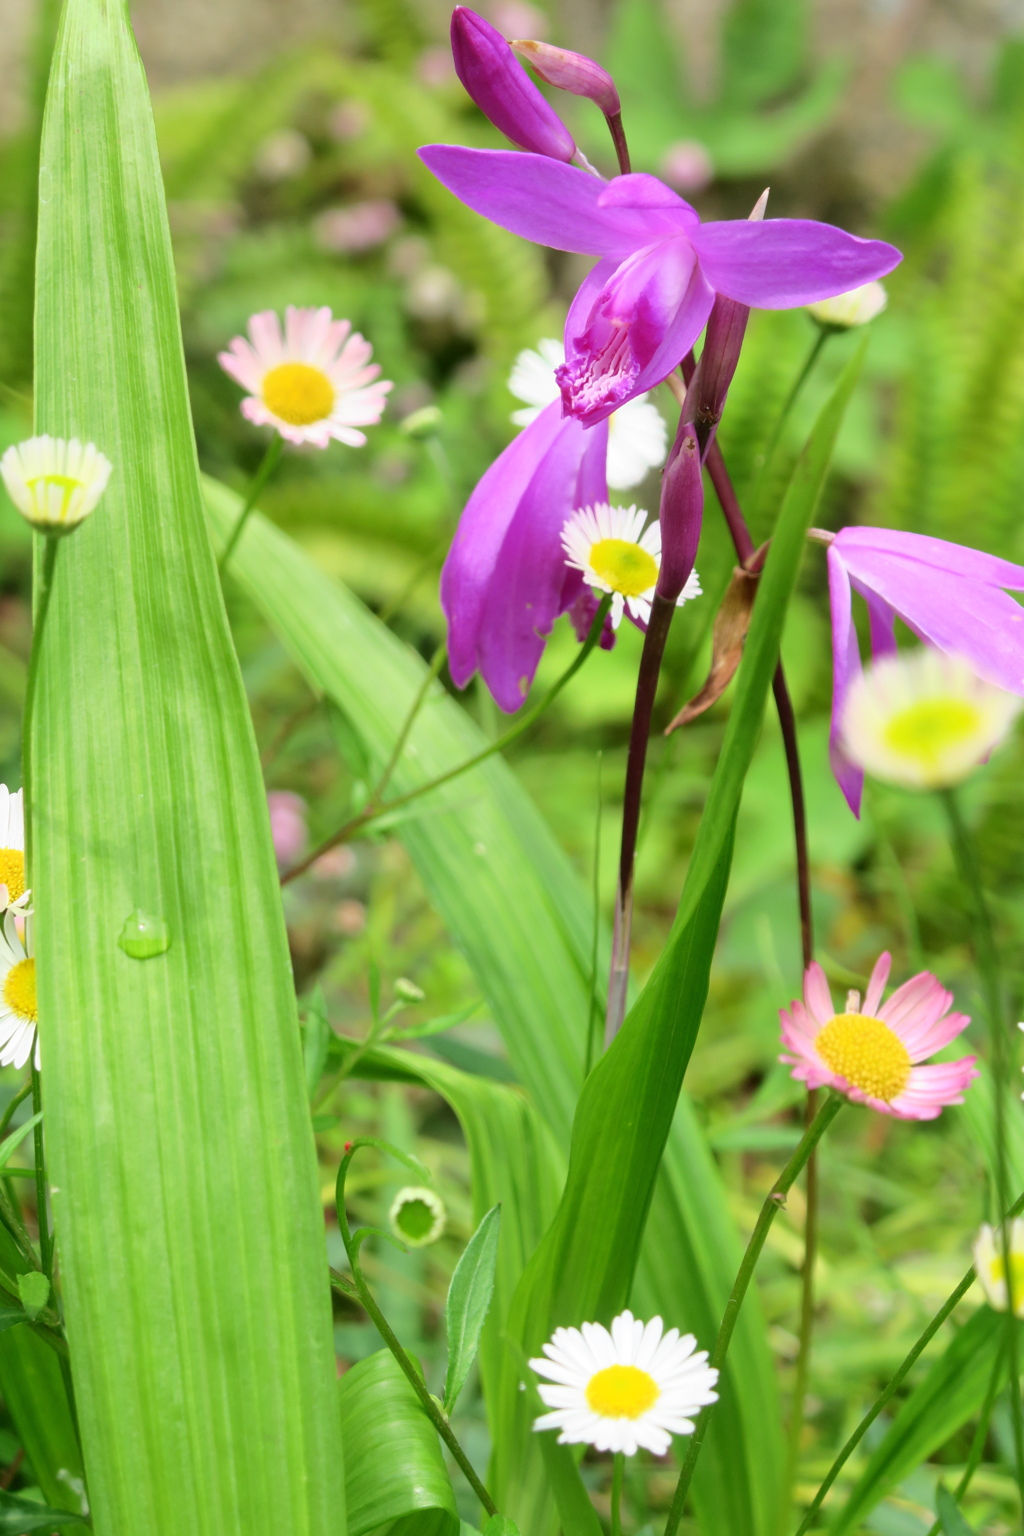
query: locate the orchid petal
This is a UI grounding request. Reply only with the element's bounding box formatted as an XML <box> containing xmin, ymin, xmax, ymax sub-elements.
<box><xmin>689</xmin><ymin>219</ymin><xmax>901</xmax><ymax>309</ymax></box>
<box><xmin>827</xmin><ymin>546</ymin><xmax>865</xmax><ymax>816</ymax></box>
<box><xmin>418</xmin><ymin>146</ymin><xmax>692</xmax><ymax>257</ymax></box>
<box><xmin>836</xmin><ymin>527</ymin><xmax>1024</xmax><ymax>592</ymax></box>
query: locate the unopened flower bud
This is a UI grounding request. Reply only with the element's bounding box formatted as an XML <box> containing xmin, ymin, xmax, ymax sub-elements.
<box><xmin>689</xmin><ymin>190</ymin><xmax>768</xmax><ymax>452</ymax></box>
<box><xmin>1</xmin><ymin>436</ymin><xmax>112</xmax><ymax>535</ymax></box>
<box><xmin>510</xmin><ymin>39</ymin><xmax>620</xmax><ymax>117</ymax></box>
<box><xmin>657</xmin><ymin>426</ymin><xmax>703</xmax><ymax>601</ymax></box>
<box><xmin>394</xmin><ymin>977</ymin><xmax>426</xmax><ymax>1003</ymax></box>
<box><xmin>806</xmin><ymin>280</ymin><xmax>887</xmax><ymax>330</ymax></box>
<box><xmin>450</xmin><ymin>7</ymin><xmax>575</xmax><ymax>163</ymax></box>
<box><xmin>389</xmin><ymin>1186</ymin><xmax>446</xmax><ymax>1247</ymax></box>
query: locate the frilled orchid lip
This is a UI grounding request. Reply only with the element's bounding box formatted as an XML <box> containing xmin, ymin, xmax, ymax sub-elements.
<box><xmin>418</xmin><ymin>145</ymin><xmax>902</xmax><ymax>424</ymax></box>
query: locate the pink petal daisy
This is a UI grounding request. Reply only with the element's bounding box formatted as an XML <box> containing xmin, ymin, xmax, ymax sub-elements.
<box><xmin>217</xmin><ymin>305</ymin><xmax>393</xmax><ymax>448</ymax></box>
<box><xmin>779</xmin><ymin>953</ymin><xmax>978</xmax><ymax>1120</ymax></box>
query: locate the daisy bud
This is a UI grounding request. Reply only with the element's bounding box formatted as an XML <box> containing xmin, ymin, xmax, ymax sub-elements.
<box><xmin>510</xmin><ymin>39</ymin><xmax>620</xmax><ymax>117</ymax></box>
<box><xmin>394</xmin><ymin>977</ymin><xmax>426</xmax><ymax>1003</ymax></box>
<box><xmin>807</xmin><ymin>280</ymin><xmax>888</xmax><ymax>330</ymax></box>
<box><xmin>973</xmin><ymin>1219</ymin><xmax>1024</xmax><ymax>1316</ymax></box>
<box><xmin>450</xmin><ymin>8</ymin><xmax>575</xmax><ymax>163</ymax></box>
<box><xmin>0</xmin><ymin>436</ymin><xmax>112</xmax><ymax>535</ymax></box>
<box><xmin>389</xmin><ymin>1186</ymin><xmax>446</xmax><ymax>1248</ymax></box>
<box><xmin>657</xmin><ymin>426</ymin><xmax>703</xmax><ymax>602</ymax></box>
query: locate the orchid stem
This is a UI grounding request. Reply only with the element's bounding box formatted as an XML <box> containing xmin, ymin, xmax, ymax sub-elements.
<box><xmin>663</xmin><ymin>1092</ymin><xmax>845</xmax><ymax>1536</ymax></box>
<box><xmin>218</xmin><ymin>434</ymin><xmax>282</xmax><ymax>575</ymax></box>
<box><xmin>283</xmin><ymin>596</ymin><xmax>612</xmax><ymax>885</ymax></box>
<box><xmin>606</xmin><ymin>112</ymin><xmax>631</xmax><ymax>176</ymax></box>
<box><xmin>940</xmin><ymin>786</ymin><xmax>1024</xmax><ymax>1506</ymax></box>
<box><xmin>604</xmin><ymin>591</ymin><xmax>676</xmax><ymax>1043</ymax></box>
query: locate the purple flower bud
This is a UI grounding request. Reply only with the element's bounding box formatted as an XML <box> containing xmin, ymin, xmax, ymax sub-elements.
<box><xmin>450</xmin><ymin>7</ymin><xmax>576</xmax><ymax>163</ymax></box>
<box><xmin>690</xmin><ymin>192</ymin><xmax>769</xmax><ymax>452</ymax></box>
<box><xmin>657</xmin><ymin>425</ymin><xmax>703</xmax><ymax>601</ymax></box>
<box><xmin>510</xmin><ymin>39</ymin><xmax>620</xmax><ymax>117</ymax></box>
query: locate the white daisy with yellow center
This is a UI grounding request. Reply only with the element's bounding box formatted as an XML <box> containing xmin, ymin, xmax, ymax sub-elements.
<box><xmin>0</xmin><ymin>436</ymin><xmax>112</xmax><ymax>534</ymax></box>
<box><xmin>509</xmin><ymin>339</ymin><xmax>667</xmax><ymax>490</ymax></box>
<box><xmin>0</xmin><ymin>913</ymin><xmax>38</xmax><ymax>1071</ymax></box>
<box><xmin>530</xmin><ymin>1310</ymin><xmax>718</xmax><ymax>1457</ymax></box>
<box><xmin>561</xmin><ymin>503</ymin><xmax>701</xmax><ymax>628</ymax></box>
<box><xmin>0</xmin><ymin>786</ymin><xmax>29</xmax><ymax>916</ymax></box>
<box><xmin>218</xmin><ymin>305</ymin><xmax>393</xmax><ymax>449</ymax></box>
<box><xmin>840</xmin><ymin>648</ymin><xmax>1020</xmax><ymax>790</ymax></box>
<box><xmin>806</xmin><ymin>280</ymin><xmax>888</xmax><ymax>330</ymax></box>
<box><xmin>973</xmin><ymin>1218</ymin><xmax>1024</xmax><ymax>1318</ymax></box>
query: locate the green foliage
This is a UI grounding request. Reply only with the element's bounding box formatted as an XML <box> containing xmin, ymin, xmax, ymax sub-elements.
<box><xmin>0</xmin><ymin>1490</ymin><xmax>86</xmax><ymax>1532</ymax></box>
<box><xmin>32</xmin><ymin>4</ymin><xmax>344</xmax><ymax>1533</ymax></box>
<box><xmin>443</xmin><ymin>1206</ymin><xmax>501</xmax><ymax>1414</ymax></box>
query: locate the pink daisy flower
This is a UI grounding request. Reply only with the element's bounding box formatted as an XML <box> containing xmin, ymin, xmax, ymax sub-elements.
<box><xmin>217</xmin><ymin>305</ymin><xmax>392</xmax><ymax>448</ymax></box>
<box><xmin>779</xmin><ymin>953</ymin><xmax>978</xmax><ymax>1120</ymax></box>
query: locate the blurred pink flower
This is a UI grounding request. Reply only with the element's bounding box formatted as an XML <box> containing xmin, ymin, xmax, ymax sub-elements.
<box><xmin>314</xmin><ymin>201</ymin><xmax>402</xmax><ymax>254</ymax></box>
<box><xmin>659</xmin><ymin>140</ymin><xmax>714</xmax><ymax>194</ymax></box>
<box><xmin>418</xmin><ymin>46</ymin><xmax>458</xmax><ymax>89</ymax></box>
<box><xmin>267</xmin><ymin>791</ymin><xmax>307</xmax><ymax>867</ymax></box>
<box><xmin>491</xmin><ymin>1</ymin><xmax>549</xmax><ymax>39</ymax></box>
<box><xmin>334</xmin><ymin>899</ymin><xmax>367</xmax><ymax>935</ymax></box>
<box><xmin>780</xmin><ymin>954</ymin><xmax>978</xmax><ymax>1120</ymax></box>
<box><xmin>218</xmin><ymin>305</ymin><xmax>392</xmax><ymax>448</ymax></box>
<box><xmin>328</xmin><ymin>100</ymin><xmax>371</xmax><ymax>142</ymax></box>
<box><xmin>312</xmin><ymin>846</ymin><xmax>357</xmax><ymax>880</ymax></box>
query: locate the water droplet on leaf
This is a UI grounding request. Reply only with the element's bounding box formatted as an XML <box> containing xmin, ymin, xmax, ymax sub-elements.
<box><xmin>118</xmin><ymin>910</ymin><xmax>171</xmax><ymax>959</ymax></box>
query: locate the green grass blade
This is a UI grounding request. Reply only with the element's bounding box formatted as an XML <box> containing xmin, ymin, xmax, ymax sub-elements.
<box><xmin>936</xmin><ymin>1485</ymin><xmax>976</xmax><ymax>1536</ymax></box>
<box><xmin>33</xmin><ymin>5</ymin><xmax>344</xmax><ymax>1533</ymax></box>
<box><xmin>338</xmin><ymin>1351</ymin><xmax>458</xmax><ymax>1536</ymax></box>
<box><xmin>0</xmin><ymin>1490</ymin><xmax>85</xmax><ymax>1533</ymax></box>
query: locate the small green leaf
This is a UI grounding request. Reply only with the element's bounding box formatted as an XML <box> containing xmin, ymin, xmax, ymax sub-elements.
<box><xmin>936</xmin><ymin>1485</ymin><xmax>975</xmax><ymax>1536</ymax></box>
<box><xmin>444</xmin><ymin>1205</ymin><xmax>501</xmax><ymax>1414</ymax></box>
<box><xmin>16</xmin><ymin>1274</ymin><xmax>49</xmax><ymax>1322</ymax></box>
<box><xmin>390</xmin><ymin>1001</ymin><xmax>481</xmax><ymax>1041</ymax></box>
<box><xmin>0</xmin><ymin>1489</ymin><xmax>87</xmax><ymax>1532</ymax></box>
<box><xmin>303</xmin><ymin>985</ymin><xmax>330</xmax><ymax>1099</ymax></box>
<box><xmin>0</xmin><ymin>1113</ymin><xmax>41</xmax><ymax>1173</ymax></box>
<box><xmin>482</xmin><ymin>1518</ymin><xmax>519</xmax><ymax>1536</ymax></box>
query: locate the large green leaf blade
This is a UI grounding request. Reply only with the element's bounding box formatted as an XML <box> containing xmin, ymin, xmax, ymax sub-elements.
<box><xmin>33</xmin><ymin>5</ymin><xmax>344</xmax><ymax>1533</ymax></box>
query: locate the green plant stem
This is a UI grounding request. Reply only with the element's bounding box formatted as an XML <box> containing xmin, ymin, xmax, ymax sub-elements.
<box><xmin>795</xmin><ymin>1184</ymin><xmax>1024</xmax><ymax>1536</ymax></box>
<box><xmin>30</xmin><ymin>1061</ymin><xmax>50</xmax><ymax>1279</ymax></box>
<box><xmin>23</xmin><ymin>534</ymin><xmax>59</xmax><ymax>884</ymax></box>
<box><xmin>373</xmin><ymin>641</ymin><xmax>447</xmax><ymax>804</ymax></box>
<box><xmin>282</xmin><ymin>595</ymin><xmax>613</xmax><ymax>885</ymax></box>
<box><xmin>761</xmin><ymin>329</ymin><xmax>830</xmax><ymax>472</ymax></box>
<box><xmin>611</xmin><ymin>1451</ymin><xmax>625</xmax><ymax>1536</ymax></box>
<box><xmin>0</xmin><ymin>1081</ymin><xmax>32</xmax><ymax>1143</ymax></box>
<box><xmin>779</xmin><ymin>1087</ymin><xmax>819</xmax><ymax>1533</ymax></box>
<box><xmin>218</xmin><ymin>434</ymin><xmax>282</xmax><ymax>575</ymax></box>
<box><xmin>663</xmin><ymin>1091</ymin><xmax>845</xmax><ymax>1536</ymax></box>
<box><xmin>923</xmin><ymin>1346</ymin><xmax>1002</xmax><ymax>1536</ymax></box>
<box><xmin>584</xmin><ymin>751</ymin><xmax>603</xmax><ymax>1078</ymax></box>
<box><xmin>940</xmin><ymin>786</ymin><xmax>1024</xmax><ymax>1505</ymax></box>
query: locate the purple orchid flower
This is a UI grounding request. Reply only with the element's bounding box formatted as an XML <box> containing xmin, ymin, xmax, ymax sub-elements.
<box><xmin>442</xmin><ymin>402</ymin><xmax>610</xmax><ymax>712</ymax></box>
<box><xmin>418</xmin><ymin>147</ymin><xmax>902</xmax><ymax>427</ymax></box>
<box><xmin>825</xmin><ymin>526</ymin><xmax>1024</xmax><ymax>814</ymax></box>
<box><xmin>450</xmin><ymin>8</ymin><xmax>576</xmax><ymax>163</ymax></box>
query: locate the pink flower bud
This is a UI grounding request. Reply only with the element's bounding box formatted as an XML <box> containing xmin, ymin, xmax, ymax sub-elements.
<box><xmin>657</xmin><ymin>426</ymin><xmax>703</xmax><ymax>601</ymax></box>
<box><xmin>450</xmin><ymin>7</ymin><xmax>575</xmax><ymax>162</ymax></box>
<box><xmin>510</xmin><ymin>39</ymin><xmax>620</xmax><ymax>117</ymax></box>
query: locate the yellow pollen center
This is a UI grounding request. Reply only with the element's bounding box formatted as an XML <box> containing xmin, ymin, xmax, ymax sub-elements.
<box><xmin>589</xmin><ymin>538</ymin><xmax>658</xmax><ymax>598</ymax></box>
<box><xmin>26</xmin><ymin>474</ymin><xmax>83</xmax><ymax>517</ymax></box>
<box><xmin>0</xmin><ymin>849</ymin><xmax>25</xmax><ymax>903</ymax></box>
<box><xmin>815</xmin><ymin>1012</ymin><xmax>911</xmax><ymax>1102</ymax></box>
<box><xmin>3</xmin><ymin>958</ymin><xmax>36</xmax><ymax>1023</ymax></box>
<box><xmin>585</xmin><ymin>1364</ymin><xmax>660</xmax><ymax>1420</ymax></box>
<box><xmin>882</xmin><ymin>698</ymin><xmax>983</xmax><ymax>770</ymax></box>
<box><xmin>261</xmin><ymin>362</ymin><xmax>335</xmax><ymax>426</ymax></box>
<box><xmin>989</xmin><ymin>1252</ymin><xmax>1024</xmax><ymax>1293</ymax></box>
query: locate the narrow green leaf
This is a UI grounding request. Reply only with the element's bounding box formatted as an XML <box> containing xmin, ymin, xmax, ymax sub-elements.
<box><xmin>0</xmin><ymin>1309</ymin><xmax>27</xmax><ymax>1333</ymax></box>
<box><xmin>0</xmin><ymin>1114</ymin><xmax>41</xmax><ymax>1172</ymax></box>
<box><xmin>338</xmin><ymin>1350</ymin><xmax>458</xmax><ymax>1536</ymax></box>
<box><xmin>936</xmin><ymin>1485</ymin><xmax>976</xmax><ymax>1536</ymax></box>
<box><xmin>304</xmin><ymin>985</ymin><xmax>330</xmax><ymax>1098</ymax></box>
<box><xmin>444</xmin><ymin>1205</ymin><xmax>501</xmax><ymax>1413</ymax></box>
<box><xmin>16</xmin><ymin>1273</ymin><xmax>49</xmax><ymax>1322</ymax></box>
<box><xmin>33</xmin><ymin>5</ymin><xmax>344</xmax><ymax>1533</ymax></box>
<box><xmin>482</xmin><ymin>1518</ymin><xmax>519</xmax><ymax>1536</ymax></box>
<box><xmin>829</xmin><ymin>1309</ymin><xmax>1016</xmax><ymax>1536</ymax></box>
<box><xmin>0</xmin><ymin>1491</ymin><xmax>86</xmax><ymax>1533</ymax></box>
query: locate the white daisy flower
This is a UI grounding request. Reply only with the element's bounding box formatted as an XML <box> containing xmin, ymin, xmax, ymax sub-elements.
<box><xmin>840</xmin><ymin>648</ymin><xmax>1021</xmax><ymax>791</ymax></box>
<box><xmin>0</xmin><ymin>913</ymin><xmax>38</xmax><ymax>1071</ymax></box>
<box><xmin>530</xmin><ymin>1309</ymin><xmax>718</xmax><ymax>1457</ymax></box>
<box><xmin>973</xmin><ymin>1218</ymin><xmax>1024</xmax><ymax>1317</ymax></box>
<box><xmin>0</xmin><ymin>436</ymin><xmax>112</xmax><ymax>534</ymax></box>
<box><xmin>561</xmin><ymin>503</ymin><xmax>701</xmax><ymax>629</ymax></box>
<box><xmin>218</xmin><ymin>305</ymin><xmax>393</xmax><ymax>449</ymax></box>
<box><xmin>388</xmin><ymin>1186</ymin><xmax>446</xmax><ymax>1247</ymax></box>
<box><xmin>0</xmin><ymin>787</ymin><xmax>29</xmax><ymax>915</ymax></box>
<box><xmin>508</xmin><ymin>339</ymin><xmax>667</xmax><ymax>490</ymax></box>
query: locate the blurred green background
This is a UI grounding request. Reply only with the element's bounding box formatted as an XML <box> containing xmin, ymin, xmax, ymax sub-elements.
<box><xmin>3</xmin><ymin>0</ymin><xmax>1024</xmax><ymax>1529</ymax></box>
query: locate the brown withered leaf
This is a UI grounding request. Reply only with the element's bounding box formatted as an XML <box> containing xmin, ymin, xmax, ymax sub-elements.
<box><xmin>665</xmin><ymin>563</ymin><xmax>761</xmax><ymax>732</ymax></box>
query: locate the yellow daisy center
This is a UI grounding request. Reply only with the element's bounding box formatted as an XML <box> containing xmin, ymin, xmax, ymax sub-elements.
<box><xmin>0</xmin><ymin>849</ymin><xmax>25</xmax><ymax>903</ymax></box>
<box><xmin>261</xmin><ymin>362</ymin><xmax>335</xmax><ymax>426</ymax></box>
<box><xmin>3</xmin><ymin>958</ymin><xmax>36</xmax><ymax>1023</ymax></box>
<box><xmin>988</xmin><ymin>1252</ymin><xmax>1024</xmax><ymax>1292</ymax></box>
<box><xmin>815</xmin><ymin>1011</ymin><xmax>911</xmax><ymax>1102</ymax></box>
<box><xmin>26</xmin><ymin>474</ymin><xmax>83</xmax><ymax>518</ymax></box>
<box><xmin>882</xmin><ymin>698</ymin><xmax>983</xmax><ymax>771</ymax></box>
<box><xmin>585</xmin><ymin>1364</ymin><xmax>660</xmax><ymax>1420</ymax></box>
<box><xmin>589</xmin><ymin>538</ymin><xmax>658</xmax><ymax>597</ymax></box>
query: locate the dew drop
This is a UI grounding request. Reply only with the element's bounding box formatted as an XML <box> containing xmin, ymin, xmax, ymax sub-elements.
<box><xmin>118</xmin><ymin>909</ymin><xmax>171</xmax><ymax>959</ymax></box>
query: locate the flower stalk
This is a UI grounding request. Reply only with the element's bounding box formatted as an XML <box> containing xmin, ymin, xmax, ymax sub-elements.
<box><xmin>218</xmin><ymin>434</ymin><xmax>282</xmax><ymax>575</ymax></box>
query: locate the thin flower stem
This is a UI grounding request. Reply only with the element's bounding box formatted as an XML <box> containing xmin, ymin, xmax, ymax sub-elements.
<box><xmin>30</xmin><ymin>1058</ymin><xmax>50</xmax><ymax>1279</ymax></box>
<box><xmin>923</xmin><ymin>1346</ymin><xmax>1002</xmax><ymax>1536</ymax></box>
<box><xmin>374</xmin><ymin>641</ymin><xmax>447</xmax><ymax>804</ymax></box>
<box><xmin>23</xmin><ymin>534</ymin><xmax>59</xmax><ymax>884</ymax></box>
<box><xmin>585</xmin><ymin>751</ymin><xmax>604</xmax><ymax>1078</ymax></box>
<box><xmin>606</xmin><ymin>112</ymin><xmax>631</xmax><ymax>175</ymax></box>
<box><xmin>611</xmin><ymin>1451</ymin><xmax>625</xmax><ymax>1536</ymax></box>
<box><xmin>0</xmin><ymin>1081</ymin><xmax>32</xmax><ymax>1143</ymax></box>
<box><xmin>218</xmin><ymin>434</ymin><xmax>282</xmax><ymax>575</ymax></box>
<box><xmin>283</xmin><ymin>596</ymin><xmax>612</xmax><ymax>885</ymax></box>
<box><xmin>761</xmin><ymin>330</ymin><xmax>830</xmax><ymax>473</ymax></box>
<box><xmin>794</xmin><ymin>1184</ymin><xmax>1024</xmax><ymax>1536</ymax></box>
<box><xmin>604</xmin><ymin>592</ymin><xmax>676</xmax><ymax>1042</ymax></box>
<box><xmin>940</xmin><ymin>787</ymin><xmax>1024</xmax><ymax>1505</ymax></box>
<box><xmin>663</xmin><ymin>1092</ymin><xmax>845</xmax><ymax>1536</ymax></box>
